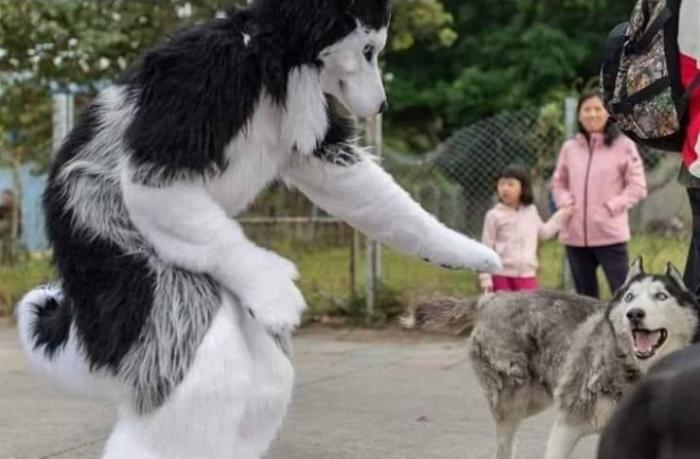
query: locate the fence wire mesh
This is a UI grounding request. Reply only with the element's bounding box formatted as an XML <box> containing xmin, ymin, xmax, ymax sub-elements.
<box><xmin>237</xmin><ymin>104</ymin><xmax>686</xmax><ymax>319</ymax></box>
<box><xmin>3</xmin><ymin>102</ymin><xmax>687</xmax><ymax>320</ymax></box>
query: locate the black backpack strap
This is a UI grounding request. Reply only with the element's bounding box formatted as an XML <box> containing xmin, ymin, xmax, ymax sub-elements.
<box><xmin>612</xmin><ymin>76</ymin><xmax>672</xmax><ymax>114</ymax></box>
<box><xmin>679</xmin><ymin>74</ymin><xmax>700</xmax><ymax>117</ymax></box>
<box><xmin>627</xmin><ymin>4</ymin><xmax>673</xmax><ymax>54</ymax></box>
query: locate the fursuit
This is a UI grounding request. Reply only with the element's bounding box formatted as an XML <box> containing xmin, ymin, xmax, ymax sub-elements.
<box><xmin>15</xmin><ymin>1</ymin><xmax>500</xmax><ymax>458</ymax></box>
<box><xmin>404</xmin><ymin>258</ymin><xmax>699</xmax><ymax>459</ymax></box>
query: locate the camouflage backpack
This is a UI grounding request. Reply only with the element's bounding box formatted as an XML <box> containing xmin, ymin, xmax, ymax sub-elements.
<box><xmin>601</xmin><ymin>0</ymin><xmax>700</xmax><ymax>152</ymax></box>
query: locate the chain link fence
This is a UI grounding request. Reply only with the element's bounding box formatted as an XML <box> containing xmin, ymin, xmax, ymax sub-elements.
<box><xmin>3</xmin><ymin>102</ymin><xmax>688</xmax><ymax>319</ymax></box>
<box><xmin>238</xmin><ymin>104</ymin><xmax>687</xmax><ymax>319</ymax></box>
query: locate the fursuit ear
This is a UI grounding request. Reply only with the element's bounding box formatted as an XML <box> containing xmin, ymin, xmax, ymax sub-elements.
<box><xmin>666</xmin><ymin>262</ymin><xmax>687</xmax><ymax>290</ymax></box>
<box><xmin>625</xmin><ymin>256</ymin><xmax>644</xmax><ymax>284</ymax></box>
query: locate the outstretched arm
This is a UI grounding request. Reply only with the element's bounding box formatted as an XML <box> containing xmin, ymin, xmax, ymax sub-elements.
<box><xmin>282</xmin><ymin>149</ymin><xmax>501</xmax><ymax>273</ymax></box>
<box><xmin>121</xmin><ymin>166</ymin><xmax>305</xmax><ymax>333</ymax></box>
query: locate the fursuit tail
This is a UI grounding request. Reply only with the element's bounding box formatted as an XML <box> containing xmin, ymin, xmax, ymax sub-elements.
<box><xmin>16</xmin><ymin>286</ymin><xmax>120</xmax><ymax>397</ymax></box>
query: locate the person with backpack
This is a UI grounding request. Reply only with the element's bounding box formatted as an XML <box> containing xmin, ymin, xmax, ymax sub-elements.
<box><xmin>676</xmin><ymin>0</ymin><xmax>700</xmax><ymax>295</ymax></box>
<box><xmin>551</xmin><ymin>90</ymin><xmax>647</xmax><ymax>298</ymax></box>
<box><xmin>598</xmin><ymin>0</ymin><xmax>700</xmax><ymax>455</ymax></box>
<box><xmin>601</xmin><ymin>0</ymin><xmax>700</xmax><ymax>296</ymax></box>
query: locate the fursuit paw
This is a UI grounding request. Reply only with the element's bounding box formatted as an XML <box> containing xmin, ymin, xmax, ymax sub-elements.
<box><xmin>423</xmin><ymin>233</ymin><xmax>502</xmax><ymax>273</ymax></box>
<box><xmin>241</xmin><ymin>279</ymin><xmax>306</xmax><ymax>335</ymax></box>
<box><xmin>238</xmin><ymin>250</ymin><xmax>306</xmax><ymax>335</ymax></box>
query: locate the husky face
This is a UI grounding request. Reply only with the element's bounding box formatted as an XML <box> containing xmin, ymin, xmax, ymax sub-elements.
<box><xmin>319</xmin><ymin>23</ymin><xmax>388</xmax><ymax>118</ymax></box>
<box><xmin>609</xmin><ymin>258</ymin><xmax>699</xmax><ymax>369</ymax></box>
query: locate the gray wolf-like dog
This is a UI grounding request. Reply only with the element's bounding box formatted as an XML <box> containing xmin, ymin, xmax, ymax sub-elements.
<box><xmin>407</xmin><ymin>258</ymin><xmax>698</xmax><ymax>459</ymax></box>
<box><xmin>15</xmin><ymin>1</ymin><xmax>500</xmax><ymax>458</ymax></box>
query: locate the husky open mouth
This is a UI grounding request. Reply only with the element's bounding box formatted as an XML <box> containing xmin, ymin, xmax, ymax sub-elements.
<box><xmin>632</xmin><ymin>328</ymin><xmax>668</xmax><ymax>360</ymax></box>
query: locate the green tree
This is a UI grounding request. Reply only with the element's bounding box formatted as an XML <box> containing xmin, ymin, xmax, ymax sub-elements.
<box><xmin>384</xmin><ymin>0</ymin><xmax>638</xmax><ymax>151</ymax></box>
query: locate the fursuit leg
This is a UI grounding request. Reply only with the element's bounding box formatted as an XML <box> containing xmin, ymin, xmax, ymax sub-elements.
<box><xmin>233</xmin><ymin>310</ymin><xmax>294</xmax><ymax>459</ymax></box>
<box><xmin>102</xmin><ymin>294</ymin><xmax>287</xmax><ymax>459</ymax></box>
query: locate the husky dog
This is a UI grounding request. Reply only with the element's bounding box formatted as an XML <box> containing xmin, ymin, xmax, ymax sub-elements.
<box><xmin>15</xmin><ymin>1</ymin><xmax>499</xmax><ymax>458</ymax></box>
<box><xmin>406</xmin><ymin>258</ymin><xmax>698</xmax><ymax>459</ymax></box>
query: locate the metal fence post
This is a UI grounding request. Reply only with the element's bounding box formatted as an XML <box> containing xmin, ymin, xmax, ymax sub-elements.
<box><xmin>561</xmin><ymin>96</ymin><xmax>578</xmax><ymax>291</ymax></box>
<box><xmin>364</xmin><ymin>114</ymin><xmax>382</xmax><ymax>323</ymax></box>
<box><xmin>52</xmin><ymin>91</ymin><xmax>74</xmax><ymax>158</ymax></box>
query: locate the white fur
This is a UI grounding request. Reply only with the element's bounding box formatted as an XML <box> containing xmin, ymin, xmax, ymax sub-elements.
<box><xmin>102</xmin><ymin>294</ymin><xmax>293</xmax><ymax>459</ymax></box>
<box><xmin>281</xmin><ymin>68</ymin><xmax>329</xmax><ymax>155</ymax></box>
<box><xmin>122</xmin><ymin>166</ymin><xmax>305</xmax><ymax>335</ymax></box>
<box><xmin>544</xmin><ymin>419</ymin><xmax>587</xmax><ymax>459</ymax></box>
<box><xmin>282</xmin><ymin>151</ymin><xmax>501</xmax><ymax>272</ymax></box>
<box><xmin>320</xmin><ymin>24</ymin><xmax>388</xmax><ymax>118</ymax></box>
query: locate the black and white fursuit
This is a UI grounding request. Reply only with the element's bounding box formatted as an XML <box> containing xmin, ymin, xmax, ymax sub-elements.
<box><xmin>16</xmin><ymin>1</ymin><xmax>500</xmax><ymax>458</ymax></box>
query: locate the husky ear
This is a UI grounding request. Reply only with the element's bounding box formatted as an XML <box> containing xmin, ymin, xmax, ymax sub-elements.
<box><xmin>666</xmin><ymin>262</ymin><xmax>687</xmax><ymax>290</ymax></box>
<box><xmin>625</xmin><ymin>256</ymin><xmax>644</xmax><ymax>284</ymax></box>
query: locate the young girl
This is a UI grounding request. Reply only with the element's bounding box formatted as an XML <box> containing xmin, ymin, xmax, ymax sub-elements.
<box><xmin>480</xmin><ymin>164</ymin><xmax>572</xmax><ymax>293</ymax></box>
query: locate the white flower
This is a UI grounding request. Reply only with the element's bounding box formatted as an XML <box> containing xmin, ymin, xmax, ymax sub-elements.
<box><xmin>98</xmin><ymin>57</ymin><xmax>110</xmax><ymax>70</ymax></box>
<box><xmin>53</xmin><ymin>56</ymin><xmax>63</xmax><ymax>67</ymax></box>
<box><xmin>68</xmin><ymin>38</ymin><xmax>79</xmax><ymax>47</ymax></box>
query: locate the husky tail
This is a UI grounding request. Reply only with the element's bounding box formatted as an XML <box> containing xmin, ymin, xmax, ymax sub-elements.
<box><xmin>399</xmin><ymin>295</ymin><xmax>486</xmax><ymax>336</ymax></box>
<box><xmin>16</xmin><ymin>286</ymin><xmax>121</xmax><ymax>397</ymax></box>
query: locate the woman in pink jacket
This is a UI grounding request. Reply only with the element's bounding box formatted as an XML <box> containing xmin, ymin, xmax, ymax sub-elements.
<box><xmin>551</xmin><ymin>90</ymin><xmax>647</xmax><ymax>298</ymax></box>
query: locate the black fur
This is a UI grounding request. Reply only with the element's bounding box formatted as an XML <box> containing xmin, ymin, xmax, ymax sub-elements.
<box><xmin>125</xmin><ymin>0</ymin><xmax>390</xmax><ymax>183</ymax></box>
<box><xmin>125</xmin><ymin>17</ymin><xmax>259</xmax><ymax>183</ymax></box>
<box><xmin>598</xmin><ymin>343</ymin><xmax>700</xmax><ymax>459</ymax></box>
<box><xmin>313</xmin><ymin>96</ymin><xmax>360</xmax><ymax>165</ymax></box>
<box><xmin>44</xmin><ymin>106</ymin><xmax>156</xmax><ymax>373</ymax></box>
<box><xmin>31</xmin><ymin>295</ymin><xmax>71</xmax><ymax>358</ymax></box>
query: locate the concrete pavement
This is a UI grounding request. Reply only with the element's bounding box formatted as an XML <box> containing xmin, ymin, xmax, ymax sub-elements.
<box><xmin>0</xmin><ymin>323</ymin><xmax>598</xmax><ymax>459</ymax></box>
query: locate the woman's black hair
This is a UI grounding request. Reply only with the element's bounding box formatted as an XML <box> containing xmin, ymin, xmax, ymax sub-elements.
<box><xmin>498</xmin><ymin>164</ymin><xmax>534</xmax><ymax>206</ymax></box>
<box><xmin>577</xmin><ymin>89</ymin><xmax>620</xmax><ymax>147</ymax></box>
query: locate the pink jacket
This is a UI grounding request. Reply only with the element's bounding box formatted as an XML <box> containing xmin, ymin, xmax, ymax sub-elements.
<box><xmin>551</xmin><ymin>133</ymin><xmax>647</xmax><ymax>247</ymax></box>
<box><xmin>479</xmin><ymin>203</ymin><xmax>568</xmax><ymax>288</ymax></box>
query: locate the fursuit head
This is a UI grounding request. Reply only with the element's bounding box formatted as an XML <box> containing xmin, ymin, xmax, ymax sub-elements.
<box><xmin>15</xmin><ymin>1</ymin><xmax>500</xmax><ymax>458</ymax></box>
<box><xmin>405</xmin><ymin>258</ymin><xmax>699</xmax><ymax>459</ymax></box>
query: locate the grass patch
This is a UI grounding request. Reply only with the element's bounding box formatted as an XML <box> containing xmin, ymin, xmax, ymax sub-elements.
<box><xmin>0</xmin><ymin>255</ymin><xmax>54</xmax><ymax>317</ymax></box>
<box><xmin>0</xmin><ymin>235</ymin><xmax>689</xmax><ymax>319</ymax></box>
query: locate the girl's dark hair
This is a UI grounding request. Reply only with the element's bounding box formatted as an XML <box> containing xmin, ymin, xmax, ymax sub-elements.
<box><xmin>498</xmin><ymin>164</ymin><xmax>534</xmax><ymax>206</ymax></box>
<box><xmin>577</xmin><ymin>90</ymin><xmax>620</xmax><ymax>147</ymax></box>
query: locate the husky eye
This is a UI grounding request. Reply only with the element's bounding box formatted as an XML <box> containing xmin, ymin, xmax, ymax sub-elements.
<box><xmin>624</xmin><ymin>292</ymin><xmax>634</xmax><ymax>303</ymax></box>
<box><xmin>363</xmin><ymin>44</ymin><xmax>374</xmax><ymax>62</ymax></box>
<box><xmin>654</xmin><ymin>292</ymin><xmax>669</xmax><ymax>301</ymax></box>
